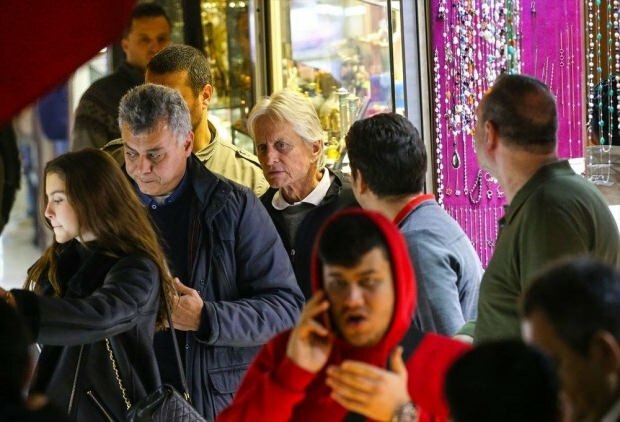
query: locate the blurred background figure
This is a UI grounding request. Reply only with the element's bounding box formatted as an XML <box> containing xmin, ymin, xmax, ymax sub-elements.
<box><xmin>71</xmin><ymin>3</ymin><xmax>171</xmax><ymax>150</ymax></box>
<box><xmin>445</xmin><ymin>340</ymin><xmax>562</xmax><ymax>422</ymax></box>
<box><xmin>0</xmin><ymin>124</ymin><xmax>21</xmax><ymax>236</ymax></box>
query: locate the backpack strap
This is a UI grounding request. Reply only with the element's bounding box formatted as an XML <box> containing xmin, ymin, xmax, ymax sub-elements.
<box><xmin>344</xmin><ymin>325</ymin><xmax>425</xmax><ymax>421</ymax></box>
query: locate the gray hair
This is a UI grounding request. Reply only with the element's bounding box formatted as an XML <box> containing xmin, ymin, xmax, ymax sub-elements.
<box><xmin>118</xmin><ymin>83</ymin><xmax>191</xmax><ymax>143</ymax></box>
<box><xmin>247</xmin><ymin>90</ymin><xmax>324</xmax><ymax>166</ymax></box>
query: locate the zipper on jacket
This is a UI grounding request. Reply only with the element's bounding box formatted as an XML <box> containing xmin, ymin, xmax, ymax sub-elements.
<box><xmin>86</xmin><ymin>390</ymin><xmax>116</xmax><ymax>422</ymax></box>
<box><xmin>67</xmin><ymin>345</ymin><xmax>84</xmax><ymax>415</ymax></box>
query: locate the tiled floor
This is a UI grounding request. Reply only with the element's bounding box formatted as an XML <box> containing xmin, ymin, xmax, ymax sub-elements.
<box><xmin>0</xmin><ymin>181</ymin><xmax>42</xmax><ymax>289</ymax></box>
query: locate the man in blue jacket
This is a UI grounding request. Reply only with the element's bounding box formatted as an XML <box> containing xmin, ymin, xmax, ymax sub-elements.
<box><xmin>117</xmin><ymin>83</ymin><xmax>304</xmax><ymax>419</ymax></box>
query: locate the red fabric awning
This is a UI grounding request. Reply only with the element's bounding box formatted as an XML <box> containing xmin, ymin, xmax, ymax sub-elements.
<box><xmin>0</xmin><ymin>0</ymin><xmax>138</xmax><ymax>125</ymax></box>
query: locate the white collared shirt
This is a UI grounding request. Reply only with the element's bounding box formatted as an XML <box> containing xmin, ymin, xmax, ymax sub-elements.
<box><xmin>272</xmin><ymin>169</ymin><xmax>333</xmax><ymax>210</ymax></box>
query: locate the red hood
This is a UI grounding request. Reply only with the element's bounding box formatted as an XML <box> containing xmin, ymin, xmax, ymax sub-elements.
<box><xmin>0</xmin><ymin>0</ymin><xmax>137</xmax><ymax>125</ymax></box>
<box><xmin>311</xmin><ymin>208</ymin><xmax>417</xmax><ymax>358</ymax></box>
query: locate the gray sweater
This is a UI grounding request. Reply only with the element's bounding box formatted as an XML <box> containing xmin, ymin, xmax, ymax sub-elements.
<box><xmin>399</xmin><ymin>199</ymin><xmax>482</xmax><ymax>335</ymax></box>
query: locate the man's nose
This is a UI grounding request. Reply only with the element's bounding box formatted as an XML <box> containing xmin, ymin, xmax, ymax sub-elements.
<box><xmin>136</xmin><ymin>155</ymin><xmax>152</xmax><ymax>173</ymax></box>
<box><xmin>343</xmin><ymin>284</ymin><xmax>364</xmax><ymax>306</ymax></box>
<box><xmin>265</xmin><ymin>148</ymin><xmax>279</xmax><ymax>166</ymax></box>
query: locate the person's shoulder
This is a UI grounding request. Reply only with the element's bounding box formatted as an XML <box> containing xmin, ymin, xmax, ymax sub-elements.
<box><xmin>217</xmin><ymin>140</ymin><xmax>262</xmax><ymax>168</ymax></box>
<box><xmin>100</xmin><ymin>138</ymin><xmax>125</xmax><ymax>166</ymax></box>
<box><xmin>80</xmin><ymin>72</ymin><xmax>122</xmax><ymax>97</ymax></box>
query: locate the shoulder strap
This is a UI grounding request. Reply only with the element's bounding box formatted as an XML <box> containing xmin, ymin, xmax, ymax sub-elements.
<box><xmin>162</xmin><ymin>289</ymin><xmax>193</xmax><ymax>403</ymax></box>
<box><xmin>395</xmin><ymin>324</ymin><xmax>426</xmax><ymax>365</ymax></box>
<box><xmin>344</xmin><ymin>325</ymin><xmax>426</xmax><ymax>422</ymax></box>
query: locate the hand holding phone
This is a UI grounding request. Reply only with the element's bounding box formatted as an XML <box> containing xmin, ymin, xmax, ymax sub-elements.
<box><xmin>286</xmin><ymin>290</ymin><xmax>334</xmax><ymax>373</ymax></box>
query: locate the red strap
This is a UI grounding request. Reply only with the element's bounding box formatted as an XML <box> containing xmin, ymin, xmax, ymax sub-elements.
<box><xmin>393</xmin><ymin>194</ymin><xmax>436</xmax><ymax>226</ymax></box>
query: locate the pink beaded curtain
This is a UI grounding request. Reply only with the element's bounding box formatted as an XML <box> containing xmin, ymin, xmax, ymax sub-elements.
<box><xmin>430</xmin><ymin>0</ymin><xmax>584</xmax><ymax>267</ymax></box>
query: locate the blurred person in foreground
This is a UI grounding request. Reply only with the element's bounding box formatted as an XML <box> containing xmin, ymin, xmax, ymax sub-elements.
<box><xmin>0</xmin><ymin>300</ymin><xmax>71</xmax><ymax>421</ymax></box>
<box><xmin>445</xmin><ymin>339</ymin><xmax>561</xmax><ymax>422</ymax></box>
<box><xmin>522</xmin><ymin>257</ymin><xmax>620</xmax><ymax>422</ymax></box>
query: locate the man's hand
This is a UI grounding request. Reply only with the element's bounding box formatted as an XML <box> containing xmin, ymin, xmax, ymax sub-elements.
<box><xmin>170</xmin><ymin>278</ymin><xmax>204</xmax><ymax>331</ymax></box>
<box><xmin>326</xmin><ymin>346</ymin><xmax>411</xmax><ymax>421</ymax></box>
<box><xmin>286</xmin><ymin>290</ymin><xmax>333</xmax><ymax>373</ymax></box>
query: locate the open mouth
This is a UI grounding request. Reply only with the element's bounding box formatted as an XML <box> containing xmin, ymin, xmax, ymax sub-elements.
<box><xmin>345</xmin><ymin>314</ymin><xmax>367</xmax><ymax>327</ymax></box>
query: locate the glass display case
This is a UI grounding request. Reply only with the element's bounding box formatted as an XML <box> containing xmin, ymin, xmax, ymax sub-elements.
<box><xmin>199</xmin><ymin>0</ymin><xmax>255</xmax><ymax>149</ymax></box>
<box><xmin>158</xmin><ymin>0</ymin><xmax>256</xmax><ymax>151</ymax></box>
<box><xmin>268</xmin><ymin>0</ymin><xmax>405</xmax><ymax>169</ymax></box>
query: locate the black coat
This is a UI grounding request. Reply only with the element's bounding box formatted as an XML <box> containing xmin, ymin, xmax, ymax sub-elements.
<box><xmin>12</xmin><ymin>241</ymin><xmax>161</xmax><ymax>421</ymax></box>
<box><xmin>261</xmin><ymin>170</ymin><xmax>358</xmax><ymax>299</ymax></box>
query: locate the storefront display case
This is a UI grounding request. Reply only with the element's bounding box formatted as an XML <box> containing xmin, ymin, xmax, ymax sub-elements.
<box><xmin>266</xmin><ymin>0</ymin><xmax>409</xmax><ymax>169</ymax></box>
<box><xmin>159</xmin><ymin>0</ymin><xmax>257</xmax><ymax>151</ymax></box>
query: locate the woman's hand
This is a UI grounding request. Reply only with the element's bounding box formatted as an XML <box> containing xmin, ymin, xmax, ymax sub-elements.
<box><xmin>0</xmin><ymin>287</ymin><xmax>15</xmax><ymax>307</ymax></box>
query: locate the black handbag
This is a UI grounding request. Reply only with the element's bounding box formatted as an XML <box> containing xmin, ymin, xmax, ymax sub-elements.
<box><xmin>105</xmin><ymin>288</ymin><xmax>206</xmax><ymax>422</ymax></box>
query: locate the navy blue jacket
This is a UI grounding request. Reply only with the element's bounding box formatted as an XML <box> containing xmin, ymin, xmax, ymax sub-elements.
<box><xmin>155</xmin><ymin>155</ymin><xmax>303</xmax><ymax>420</ymax></box>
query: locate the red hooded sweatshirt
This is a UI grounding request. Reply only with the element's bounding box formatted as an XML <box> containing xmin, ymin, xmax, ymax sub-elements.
<box><xmin>218</xmin><ymin>209</ymin><xmax>470</xmax><ymax>421</ymax></box>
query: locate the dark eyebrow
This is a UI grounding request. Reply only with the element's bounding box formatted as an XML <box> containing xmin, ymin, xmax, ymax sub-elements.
<box><xmin>325</xmin><ymin>269</ymin><xmax>376</xmax><ymax>278</ymax></box>
<box><xmin>124</xmin><ymin>145</ymin><xmax>164</xmax><ymax>154</ymax></box>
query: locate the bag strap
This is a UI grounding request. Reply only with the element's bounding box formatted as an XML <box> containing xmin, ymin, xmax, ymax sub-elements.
<box><xmin>105</xmin><ymin>338</ymin><xmax>132</xmax><ymax>410</ymax></box>
<box><xmin>162</xmin><ymin>289</ymin><xmax>193</xmax><ymax>403</ymax></box>
<box><xmin>104</xmin><ymin>286</ymin><xmax>193</xmax><ymax>411</ymax></box>
<box><xmin>343</xmin><ymin>325</ymin><xmax>426</xmax><ymax>422</ymax></box>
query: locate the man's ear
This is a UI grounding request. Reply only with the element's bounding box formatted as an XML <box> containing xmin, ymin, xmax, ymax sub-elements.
<box><xmin>120</xmin><ymin>37</ymin><xmax>130</xmax><ymax>55</ymax></box>
<box><xmin>183</xmin><ymin>132</ymin><xmax>195</xmax><ymax>155</ymax></box>
<box><xmin>311</xmin><ymin>139</ymin><xmax>322</xmax><ymax>162</ymax></box>
<box><xmin>484</xmin><ymin>120</ymin><xmax>500</xmax><ymax>153</ymax></box>
<box><xmin>201</xmin><ymin>84</ymin><xmax>213</xmax><ymax>107</ymax></box>
<box><xmin>352</xmin><ymin>168</ymin><xmax>368</xmax><ymax>195</ymax></box>
<box><xmin>588</xmin><ymin>330</ymin><xmax>620</xmax><ymax>372</ymax></box>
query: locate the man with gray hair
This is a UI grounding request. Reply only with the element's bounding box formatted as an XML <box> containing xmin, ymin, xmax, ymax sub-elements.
<box><xmin>104</xmin><ymin>44</ymin><xmax>268</xmax><ymax>196</ymax></box>
<box><xmin>247</xmin><ymin>89</ymin><xmax>357</xmax><ymax>298</ymax></box>
<box><xmin>118</xmin><ymin>83</ymin><xmax>303</xmax><ymax>419</ymax></box>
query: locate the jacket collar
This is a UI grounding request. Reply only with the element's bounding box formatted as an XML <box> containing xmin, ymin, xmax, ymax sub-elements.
<box><xmin>186</xmin><ymin>153</ymin><xmax>231</xmax><ymax>220</ymax></box>
<box><xmin>117</xmin><ymin>62</ymin><xmax>145</xmax><ymax>86</ymax></box>
<box><xmin>56</xmin><ymin>240</ymin><xmax>118</xmax><ymax>298</ymax></box>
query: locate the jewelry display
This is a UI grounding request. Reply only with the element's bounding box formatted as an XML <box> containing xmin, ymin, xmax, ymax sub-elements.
<box><xmin>585</xmin><ymin>0</ymin><xmax>616</xmax><ymax>185</ymax></box>
<box><xmin>431</xmin><ymin>0</ymin><xmax>584</xmax><ymax>268</ymax></box>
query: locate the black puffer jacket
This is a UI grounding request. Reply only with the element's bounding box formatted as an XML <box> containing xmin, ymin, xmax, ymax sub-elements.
<box><xmin>12</xmin><ymin>241</ymin><xmax>161</xmax><ymax>421</ymax></box>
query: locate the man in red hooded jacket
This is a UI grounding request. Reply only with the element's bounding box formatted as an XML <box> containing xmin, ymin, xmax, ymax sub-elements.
<box><xmin>218</xmin><ymin>209</ymin><xmax>470</xmax><ymax>421</ymax></box>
